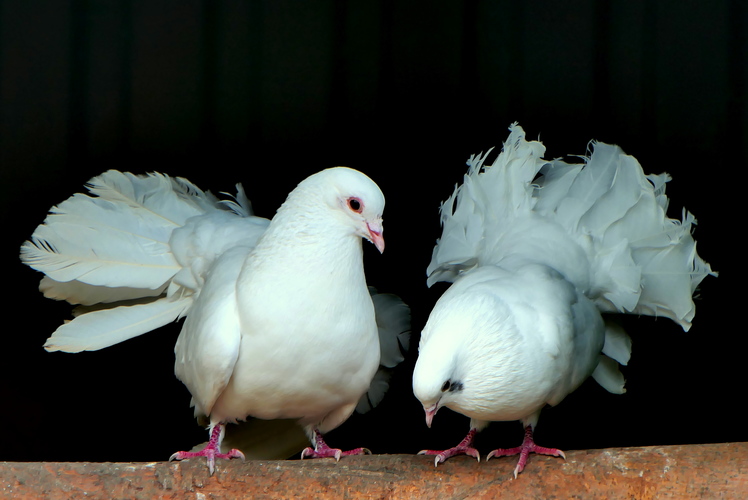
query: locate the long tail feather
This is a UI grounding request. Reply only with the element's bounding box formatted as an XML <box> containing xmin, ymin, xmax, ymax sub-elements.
<box><xmin>38</xmin><ymin>275</ymin><xmax>170</xmax><ymax>306</ymax></box>
<box><xmin>43</xmin><ymin>297</ymin><xmax>192</xmax><ymax>352</ymax></box>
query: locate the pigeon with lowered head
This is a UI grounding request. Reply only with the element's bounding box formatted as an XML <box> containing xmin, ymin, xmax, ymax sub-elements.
<box><xmin>412</xmin><ymin>124</ymin><xmax>715</xmax><ymax>477</ymax></box>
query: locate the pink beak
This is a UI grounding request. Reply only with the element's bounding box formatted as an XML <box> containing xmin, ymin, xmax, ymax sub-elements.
<box><xmin>367</xmin><ymin>221</ymin><xmax>385</xmax><ymax>253</ymax></box>
<box><xmin>424</xmin><ymin>403</ymin><xmax>439</xmax><ymax>428</ymax></box>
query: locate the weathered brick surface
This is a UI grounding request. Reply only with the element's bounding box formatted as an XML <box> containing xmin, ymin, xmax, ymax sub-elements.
<box><xmin>2</xmin><ymin>443</ymin><xmax>746</xmax><ymax>499</ymax></box>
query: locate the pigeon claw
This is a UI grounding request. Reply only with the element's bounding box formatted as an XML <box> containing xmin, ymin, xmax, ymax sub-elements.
<box><xmin>301</xmin><ymin>427</ymin><xmax>370</xmax><ymax>461</ymax></box>
<box><xmin>418</xmin><ymin>445</ymin><xmax>481</xmax><ymax>467</ymax></box>
<box><xmin>301</xmin><ymin>446</ymin><xmax>371</xmax><ymax>461</ymax></box>
<box><xmin>486</xmin><ymin>425</ymin><xmax>565</xmax><ymax>478</ymax></box>
<box><xmin>301</xmin><ymin>446</ymin><xmax>341</xmax><ymax>461</ymax></box>
<box><xmin>418</xmin><ymin>427</ymin><xmax>480</xmax><ymax>466</ymax></box>
<box><xmin>169</xmin><ymin>446</ymin><xmax>245</xmax><ymax>475</ymax></box>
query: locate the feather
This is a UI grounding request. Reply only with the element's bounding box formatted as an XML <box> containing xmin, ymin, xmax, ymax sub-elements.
<box><xmin>21</xmin><ymin>170</ymin><xmax>267</xmax><ymax>346</ymax></box>
<box><xmin>591</xmin><ymin>356</ymin><xmax>627</xmax><ymax>395</ymax></box>
<box><xmin>356</xmin><ymin>288</ymin><xmax>411</xmax><ymax>413</ymax></box>
<box><xmin>43</xmin><ymin>297</ymin><xmax>191</xmax><ymax>352</ymax></box>
<box><xmin>19</xmin><ymin>170</ymin><xmax>220</xmax><ymax>294</ymax></box>
<box><xmin>601</xmin><ymin>319</ymin><xmax>632</xmax><ymax>366</ymax></box>
<box><xmin>370</xmin><ymin>290</ymin><xmax>411</xmax><ymax>369</ymax></box>
<box><xmin>427</xmin><ymin>124</ymin><xmax>716</xmax><ymax>329</ymax></box>
<box><xmin>38</xmin><ymin>276</ymin><xmax>168</xmax><ymax>306</ymax></box>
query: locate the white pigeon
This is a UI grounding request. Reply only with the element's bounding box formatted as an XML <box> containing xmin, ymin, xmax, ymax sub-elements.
<box><xmin>412</xmin><ymin>123</ymin><xmax>715</xmax><ymax>478</ymax></box>
<box><xmin>21</xmin><ymin>166</ymin><xmax>409</xmax><ymax>474</ymax></box>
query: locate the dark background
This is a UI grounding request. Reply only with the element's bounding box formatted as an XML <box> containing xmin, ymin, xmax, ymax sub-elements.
<box><xmin>1</xmin><ymin>1</ymin><xmax>744</xmax><ymax>463</ymax></box>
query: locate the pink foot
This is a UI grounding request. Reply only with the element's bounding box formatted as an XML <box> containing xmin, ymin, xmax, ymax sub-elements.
<box><xmin>300</xmin><ymin>428</ymin><xmax>371</xmax><ymax>461</ymax></box>
<box><xmin>418</xmin><ymin>428</ymin><xmax>481</xmax><ymax>466</ymax></box>
<box><xmin>169</xmin><ymin>424</ymin><xmax>245</xmax><ymax>475</ymax></box>
<box><xmin>486</xmin><ymin>425</ymin><xmax>565</xmax><ymax>478</ymax></box>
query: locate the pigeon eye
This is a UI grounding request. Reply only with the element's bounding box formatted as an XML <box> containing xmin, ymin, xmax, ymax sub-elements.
<box><xmin>441</xmin><ymin>380</ymin><xmax>451</xmax><ymax>392</ymax></box>
<box><xmin>347</xmin><ymin>197</ymin><xmax>363</xmax><ymax>213</ymax></box>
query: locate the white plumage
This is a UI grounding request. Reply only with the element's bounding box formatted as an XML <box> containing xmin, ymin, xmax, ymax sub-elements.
<box><xmin>21</xmin><ymin>167</ymin><xmax>409</xmax><ymax>473</ymax></box>
<box><xmin>413</xmin><ymin>123</ymin><xmax>715</xmax><ymax>477</ymax></box>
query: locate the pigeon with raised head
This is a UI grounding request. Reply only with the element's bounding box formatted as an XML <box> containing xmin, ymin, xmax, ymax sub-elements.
<box><xmin>21</xmin><ymin>167</ymin><xmax>409</xmax><ymax>473</ymax></box>
<box><xmin>412</xmin><ymin>124</ymin><xmax>715</xmax><ymax>478</ymax></box>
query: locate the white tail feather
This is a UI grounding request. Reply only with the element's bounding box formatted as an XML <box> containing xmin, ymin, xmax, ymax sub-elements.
<box><xmin>86</xmin><ymin>170</ymin><xmax>214</xmax><ymax>223</ymax></box>
<box><xmin>22</xmin><ymin>170</ymin><xmax>268</xmax><ymax>351</ymax></box>
<box><xmin>371</xmin><ymin>291</ymin><xmax>411</xmax><ymax>369</ymax></box>
<box><xmin>356</xmin><ymin>288</ymin><xmax>411</xmax><ymax>413</ymax></box>
<box><xmin>38</xmin><ymin>276</ymin><xmax>168</xmax><ymax>306</ymax></box>
<box><xmin>591</xmin><ymin>355</ymin><xmax>627</xmax><ymax>394</ymax></box>
<box><xmin>43</xmin><ymin>297</ymin><xmax>192</xmax><ymax>352</ymax></box>
<box><xmin>21</xmin><ymin>216</ymin><xmax>180</xmax><ymax>290</ymax></box>
<box><xmin>427</xmin><ymin>123</ymin><xmax>715</xmax><ymax>332</ymax></box>
<box><xmin>601</xmin><ymin>320</ymin><xmax>632</xmax><ymax>366</ymax></box>
<box><xmin>20</xmin><ymin>170</ymin><xmax>212</xmax><ymax>292</ymax></box>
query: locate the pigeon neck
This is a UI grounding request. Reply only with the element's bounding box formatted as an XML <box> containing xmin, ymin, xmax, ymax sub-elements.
<box><xmin>247</xmin><ymin>205</ymin><xmax>367</xmax><ymax>283</ymax></box>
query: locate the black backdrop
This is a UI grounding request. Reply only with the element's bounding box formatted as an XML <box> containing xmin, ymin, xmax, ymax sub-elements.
<box><xmin>2</xmin><ymin>1</ymin><xmax>744</xmax><ymax>463</ymax></box>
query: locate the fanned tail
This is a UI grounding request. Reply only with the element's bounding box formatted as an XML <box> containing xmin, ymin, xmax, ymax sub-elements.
<box><xmin>428</xmin><ymin>123</ymin><xmax>715</xmax><ymax>333</ymax></box>
<box><xmin>537</xmin><ymin>142</ymin><xmax>716</xmax><ymax>330</ymax></box>
<box><xmin>427</xmin><ymin>123</ymin><xmax>547</xmax><ymax>286</ymax></box>
<box><xmin>20</xmin><ymin>170</ymin><xmax>263</xmax><ymax>352</ymax></box>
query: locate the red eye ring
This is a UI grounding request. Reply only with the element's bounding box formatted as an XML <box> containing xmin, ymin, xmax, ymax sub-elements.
<box><xmin>348</xmin><ymin>197</ymin><xmax>363</xmax><ymax>213</ymax></box>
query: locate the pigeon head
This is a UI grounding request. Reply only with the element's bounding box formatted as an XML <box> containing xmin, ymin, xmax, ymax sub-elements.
<box><xmin>283</xmin><ymin>167</ymin><xmax>385</xmax><ymax>253</ymax></box>
<box><xmin>413</xmin><ymin>284</ymin><xmax>513</xmax><ymax>428</ymax></box>
<box><xmin>414</xmin><ymin>369</ymin><xmax>466</xmax><ymax>428</ymax></box>
<box><xmin>412</xmin><ymin>308</ymin><xmax>470</xmax><ymax>428</ymax></box>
